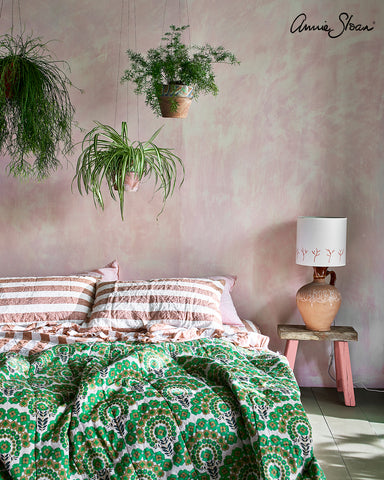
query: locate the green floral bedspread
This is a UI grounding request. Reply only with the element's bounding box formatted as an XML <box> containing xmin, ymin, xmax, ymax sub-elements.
<box><xmin>0</xmin><ymin>339</ymin><xmax>325</xmax><ymax>479</ymax></box>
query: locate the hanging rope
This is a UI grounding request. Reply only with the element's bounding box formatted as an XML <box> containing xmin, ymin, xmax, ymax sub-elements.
<box><xmin>10</xmin><ymin>0</ymin><xmax>13</xmax><ymax>34</ymax></box>
<box><xmin>178</xmin><ymin>0</ymin><xmax>181</xmax><ymax>26</ymax></box>
<box><xmin>126</xmin><ymin>0</ymin><xmax>130</xmax><ymax>133</ymax></box>
<box><xmin>8</xmin><ymin>0</ymin><xmax>23</xmax><ymax>36</ymax></box>
<box><xmin>162</xmin><ymin>0</ymin><xmax>191</xmax><ymax>43</ymax></box>
<box><xmin>185</xmin><ymin>0</ymin><xmax>191</xmax><ymax>43</ymax></box>
<box><xmin>17</xmin><ymin>0</ymin><xmax>22</xmax><ymax>33</ymax></box>
<box><xmin>116</xmin><ymin>0</ymin><xmax>140</xmax><ymax>140</ymax></box>
<box><xmin>161</xmin><ymin>0</ymin><xmax>168</xmax><ymax>36</ymax></box>
<box><xmin>114</xmin><ymin>0</ymin><xmax>125</xmax><ymax>128</ymax></box>
<box><xmin>132</xmin><ymin>0</ymin><xmax>140</xmax><ymax>140</ymax></box>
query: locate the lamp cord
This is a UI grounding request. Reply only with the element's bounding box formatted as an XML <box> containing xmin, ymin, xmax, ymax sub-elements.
<box><xmin>327</xmin><ymin>330</ymin><xmax>384</xmax><ymax>394</ymax></box>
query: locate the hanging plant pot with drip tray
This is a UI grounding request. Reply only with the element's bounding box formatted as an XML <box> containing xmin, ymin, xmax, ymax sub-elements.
<box><xmin>121</xmin><ymin>25</ymin><xmax>239</xmax><ymax>118</ymax></box>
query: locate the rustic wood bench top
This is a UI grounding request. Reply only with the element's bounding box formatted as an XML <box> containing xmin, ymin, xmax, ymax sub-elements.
<box><xmin>277</xmin><ymin>325</ymin><xmax>358</xmax><ymax>342</ymax></box>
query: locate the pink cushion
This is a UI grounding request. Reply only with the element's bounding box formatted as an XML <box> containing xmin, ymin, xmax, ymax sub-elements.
<box><xmin>211</xmin><ymin>275</ymin><xmax>243</xmax><ymax>326</ymax></box>
<box><xmin>86</xmin><ymin>277</ymin><xmax>225</xmax><ymax>330</ymax></box>
<box><xmin>82</xmin><ymin>260</ymin><xmax>120</xmax><ymax>281</ymax></box>
<box><xmin>0</xmin><ymin>275</ymin><xmax>97</xmax><ymax>324</ymax></box>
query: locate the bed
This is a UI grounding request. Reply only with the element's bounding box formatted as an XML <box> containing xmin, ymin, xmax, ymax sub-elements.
<box><xmin>0</xmin><ymin>263</ymin><xmax>326</xmax><ymax>479</ymax></box>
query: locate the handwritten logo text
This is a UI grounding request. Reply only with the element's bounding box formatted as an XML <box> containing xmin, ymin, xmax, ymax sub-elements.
<box><xmin>290</xmin><ymin>12</ymin><xmax>375</xmax><ymax>39</ymax></box>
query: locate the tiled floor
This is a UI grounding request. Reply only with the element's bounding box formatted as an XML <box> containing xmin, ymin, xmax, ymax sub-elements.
<box><xmin>301</xmin><ymin>388</ymin><xmax>384</xmax><ymax>480</ymax></box>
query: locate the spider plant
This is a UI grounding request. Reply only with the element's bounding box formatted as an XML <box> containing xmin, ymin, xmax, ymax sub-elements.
<box><xmin>0</xmin><ymin>33</ymin><xmax>76</xmax><ymax>179</ymax></box>
<box><xmin>73</xmin><ymin>122</ymin><xmax>184</xmax><ymax>219</ymax></box>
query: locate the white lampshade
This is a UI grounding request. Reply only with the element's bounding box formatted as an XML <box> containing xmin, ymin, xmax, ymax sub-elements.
<box><xmin>296</xmin><ymin>217</ymin><xmax>347</xmax><ymax>267</ymax></box>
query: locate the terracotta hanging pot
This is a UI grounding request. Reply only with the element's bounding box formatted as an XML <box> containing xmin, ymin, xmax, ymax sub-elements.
<box><xmin>113</xmin><ymin>172</ymin><xmax>141</xmax><ymax>192</ymax></box>
<box><xmin>158</xmin><ymin>84</ymin><xmax>194</xmax><ymax>118</ymax></box>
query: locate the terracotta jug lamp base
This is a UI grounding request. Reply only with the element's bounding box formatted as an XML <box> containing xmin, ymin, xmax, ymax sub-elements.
<box><xmin>296</xmin><ymin>266</ymin><xmax>342</xmax><ymax>332</ymax></box>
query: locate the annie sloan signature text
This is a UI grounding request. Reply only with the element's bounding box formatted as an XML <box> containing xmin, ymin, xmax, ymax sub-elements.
<box><xmin>290</xmin><ymin>12</ymin><xmax>375</xmax><ymax>38</ymax></box>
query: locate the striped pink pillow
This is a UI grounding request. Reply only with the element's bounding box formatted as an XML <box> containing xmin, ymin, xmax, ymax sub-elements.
<box><xmin>0</xmin><ymin>276</ymin><xmax>97</xmax><ymax>325</ymax></box>
<box><xmin>86</xmin><ymin>278</ymin><xmax>225</xmax><ymax>329</ymax></box>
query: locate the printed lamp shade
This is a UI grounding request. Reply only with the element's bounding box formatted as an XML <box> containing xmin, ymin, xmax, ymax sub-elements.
<box><xmin>296</xmin><ymin>217</ymin><xmax>347</xmax><ymax>267</ymax></box>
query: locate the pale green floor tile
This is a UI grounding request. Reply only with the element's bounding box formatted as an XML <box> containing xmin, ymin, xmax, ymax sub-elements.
<box><xmin>302</xmin><ymin>387</ymin><xmax>384</xmax><ymax>480</ymax></box>
<box><xmin>301</xmin><ymin>388</ymin><xmax>351</xmax><ymax>479</ymax></box>
<box><xmin>346</xmin><ymin>458</ymin><xmax>384</xmax><ymax>480</ymax></box>
<box><xmin>354</xmin><ymin>389</ymin><xmax>384</xmax><ymax>448</ymax></box>
<box><xmin>369</xmin><ymin>420</ymin><xmax>384</xmax><ymax>439</ymax></box>
<box><xmin>315</xmin><ymin>462</ymin><xmax>352</xmax><ymax>480</ymax></box>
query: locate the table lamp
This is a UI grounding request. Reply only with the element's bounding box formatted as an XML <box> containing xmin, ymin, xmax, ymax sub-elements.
<box><xmin>296</xmin><ymin>216</ymin><xmax>347</xmax><ymax>331</ymax></box>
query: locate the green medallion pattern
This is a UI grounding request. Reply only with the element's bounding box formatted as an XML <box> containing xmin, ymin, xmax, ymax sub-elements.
<box><xmin>0</xmin><ymin>339</ymin><xmax>325</xmax><ymax>479</ymax></box>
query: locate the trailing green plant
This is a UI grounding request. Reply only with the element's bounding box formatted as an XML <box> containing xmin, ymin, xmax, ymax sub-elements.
<box><xmin>121</xmin><ymin>25</ymin><xmax>239</xmax><ymax>116</ymax></box>
<box><xmin>73</xmin><ymin>121</ymin><xmax>184</xmax><ymax>219</ymax></box>
<box><xmin>0</xmin><ymin>33</ymin><xmax>76</xmax><ymax>179</ymax></box>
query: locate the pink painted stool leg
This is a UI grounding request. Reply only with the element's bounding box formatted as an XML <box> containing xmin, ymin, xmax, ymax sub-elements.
<box><xmin>334</xmin><ymin>341</ymin><xmax>355</xmax><ymax>407</ymax></box>
<box><xmin>284</xmin><ymin>340</ymin><xmax>299</xmax><ymax>370</ymax></box>
<box><xmin>334</xmin><ymin>342</ymin><xmax>343</xmax><ymax>392</ymax></box>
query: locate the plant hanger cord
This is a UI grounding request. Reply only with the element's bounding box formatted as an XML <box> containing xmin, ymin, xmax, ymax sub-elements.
<box><xmin>114</xmin><ymin>0</ymin><xmax>125</xmax><ymax>129</ymax></box>
<box><xmin>161</xmin><ymin>0</ymin><xmax>191</xmax><ymax>44</ymax></box>
<box><xmin>0</xmin><ymin>0</ymin><xmax>23</xmax><ymax>36</ymax></box>
<box><xmin>132</xmin><ymin>0</ymin><xmax>140</xmax><ymax>140</ymax></box>
<box><xmin>10</xmin><ymin>0</ymin><xmax>23</xmax><ymax>37</ymax></box>
<box><xmin>117</xmin><ymin>0</ymin><xmax>140</xmax><ymax>141</ymax></box>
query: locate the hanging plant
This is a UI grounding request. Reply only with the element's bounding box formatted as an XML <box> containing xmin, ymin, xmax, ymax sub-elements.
<box><xmin>73</xmin><ymin>122</ymin><xmax>184</xmax><ymax>219</ymax></box>
<box><xmin>0</xmin><ymin>33</ymin><xmax>76</xmax><ymax>179</ymax></box>
<box><xmin>121</xmin><ymin>25</ymin><xmax>240</xmax><ymax>118</ymax></box>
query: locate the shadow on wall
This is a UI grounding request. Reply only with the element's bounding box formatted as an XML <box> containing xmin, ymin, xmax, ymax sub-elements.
<box><xmin>251</xmin><ymin>220</ymin><xmax>301</xmax><ymax>348</ymax></box>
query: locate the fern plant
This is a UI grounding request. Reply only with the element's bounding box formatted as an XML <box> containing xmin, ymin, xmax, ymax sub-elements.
<box><xmin>0</xmin><ymin>33</ymin><xmax>76</xmax><ymax>179</ymax></box>
<box><xmin>73</xmin><ymin>122</ymin><xmax>184</xmax><ymax>219</ymax></box>
<box><xmin>121</xmin><ymin>25</ymin><xmax>239</xmax><ymax>116</ymax></box>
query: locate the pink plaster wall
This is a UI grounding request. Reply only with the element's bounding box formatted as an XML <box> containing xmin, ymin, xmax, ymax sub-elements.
<box><xmin>0</xmin><ymin>0</ymin><xmax>383</xmax><ymax>387</ymax></box>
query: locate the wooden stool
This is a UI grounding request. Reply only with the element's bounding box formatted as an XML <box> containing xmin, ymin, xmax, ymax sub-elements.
<box><xmin>277</xmin><ymin>325</ymin><xmax>358</xmax><ymax>407</ymax></box>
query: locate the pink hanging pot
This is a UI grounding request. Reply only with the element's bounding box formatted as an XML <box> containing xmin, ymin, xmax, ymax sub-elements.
<box><xmin>113</xmin><ymin>172</ymin><xmax>141</xmax><ymax>192</ymax></box>
<box><xmin>124</xmin><ymin>171</ymin><xmax>140</xmax><ymax>192</ymax></box>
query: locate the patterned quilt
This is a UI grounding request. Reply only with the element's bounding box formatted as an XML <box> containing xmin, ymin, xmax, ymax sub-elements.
<box><xmin>0</xmin><ymin>338</ymin><xmax>325</xmax><ymax>480</ymax></box>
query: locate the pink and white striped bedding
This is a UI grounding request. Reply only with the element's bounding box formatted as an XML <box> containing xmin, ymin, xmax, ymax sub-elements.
<box><xmin>0</xmin><ymin>275</ymin><xmax>96</xmax><ymax>325</ymax></box>
<box><xmin>0</xmin><ymin>321</ymin><xmax>269</xmax><ymax>356</ymax></box>
<box><xmin>86</xmin><ymin>278</ymin><xmax>225</xmax><ymax>329</ymax></box>
<box><xmin>0</xmin><ymin>271</ymin><xmax>269</xmax><ymax>357</ymax></box>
